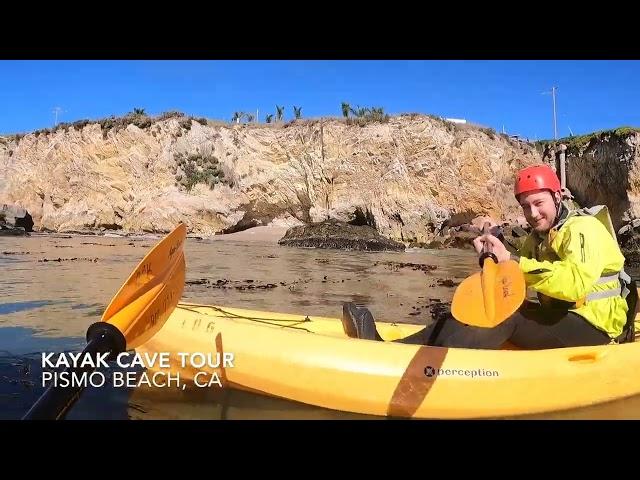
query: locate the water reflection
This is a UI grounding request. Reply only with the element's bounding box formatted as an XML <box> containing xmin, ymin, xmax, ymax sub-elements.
<box><xmin>0</xmin><ymin>300</ymin><xmax>57</xmax><ymax>315</ymax></box>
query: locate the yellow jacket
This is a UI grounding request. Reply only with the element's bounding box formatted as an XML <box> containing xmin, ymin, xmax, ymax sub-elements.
<box><xmin>516</xmin><ymin>204</ymin><xmax>629</xmax><ymax>339</ymax></box>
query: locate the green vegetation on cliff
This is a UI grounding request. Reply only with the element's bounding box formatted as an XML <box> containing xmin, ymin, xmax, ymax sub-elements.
<box><xmin>535</xmin><ymin>126</ymin><xmax>640</xmax><ymax>153</ymax></box>
<box><xmin>5</xmin><ymin>110</ymin><xmax>210</xmax><ymax>143</ymax></box>
<box><xmin>172</xmin><ymin>152</ymin><xmax>228</xmax><ymax>192</ymax></box>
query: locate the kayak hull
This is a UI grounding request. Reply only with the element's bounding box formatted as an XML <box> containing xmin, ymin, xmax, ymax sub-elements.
<box><xmin>136</xmin><ymin>302</ymin><xmax>640</xmax><ymax>419</ymax></box>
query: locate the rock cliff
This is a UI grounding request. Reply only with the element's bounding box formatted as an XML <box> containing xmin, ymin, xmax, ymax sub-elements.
<box><xmin>1</xmin><ymin>112</ymin><xmax>638</xmax><ymax>244</ymax></box>
<box><xmin>540</xmin><ymin>128</ymin><xmax>640</xmax><ymax>231</ymax></box>
<box><xmin>0</xmin><ymin>112</ymin><xmax>543</xmax><ymax>242</ymax></box>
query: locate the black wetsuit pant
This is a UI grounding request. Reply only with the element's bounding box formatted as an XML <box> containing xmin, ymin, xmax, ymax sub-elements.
<box><xmin>394</xmin><ymin>303</ymin><xmax>612</xmax><ymax>349</ymax></box>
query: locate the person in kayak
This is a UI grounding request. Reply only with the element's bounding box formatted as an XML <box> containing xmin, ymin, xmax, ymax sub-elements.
<box><xmin>343</xmin><ymin>164</ymin><xmax>636</xmax><ymax>349</ymax></box>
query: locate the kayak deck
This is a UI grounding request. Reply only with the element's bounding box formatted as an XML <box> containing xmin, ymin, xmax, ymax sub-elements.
<box><xmin>135</xmin><ymin>302</ymin><xmax>640</xmax><ymax>419</ymax></box>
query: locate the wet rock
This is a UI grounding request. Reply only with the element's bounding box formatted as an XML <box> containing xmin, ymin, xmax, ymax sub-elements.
<box><xmin>425</xmin><ymin>237</ymin><xmax>446</xmax><ymax>249</ymax></box>
<box><xmin>445</xmin><ymin>231</ymin><xmax>478</xmax><ymax>249</ymax></box>
<box><xmin>425</xmin><ymin>231</ymin><xmax>475</xmax><ymax>250</ymax></box>
<box><xmin>0</xmin><ymin>204</ymin><xmax>33</xmax><ymax>232</ymax></box>
<box><xmin>436</xmin><ymin>279</ymin><xmax>459</xmax><ymax>287</ymax></box>
<box><xmin>278</xmin><ymin>220</ymin><xmax>405</xmax><ymax>252</ymax></box>
<box><xmin>0</xmin><ymin>226</ymin><xmax>27</xmax><ymax>236</ymax></box>
<box><xmin>619</xmin><ymin>226</ymin><xmax>640</xmax><ymax>267</ymax></box>
<box><xmin>499</xmin><ymin>224</ymin><xmax>530</xmax><ymax>251</ymax></box>
<box><xmin>407</xmin><ymin>241</ymin><xmax>430</xmax><ymax>248</ymax></box>
<box><xmin>420</xmin><ymin>222</ymin><xmax>531</xmax><ymax>252</ymax></box>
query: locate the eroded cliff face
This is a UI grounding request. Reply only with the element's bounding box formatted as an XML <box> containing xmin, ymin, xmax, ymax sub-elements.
<box><xmin>0</xmin><ymin>113</ymin><xmax>554</xmax><ymax>241</ymax></box>
<box><xmin>546</xmin><ymin>130</ymin><xmax>640</xmax><ymax>231</ymax></box>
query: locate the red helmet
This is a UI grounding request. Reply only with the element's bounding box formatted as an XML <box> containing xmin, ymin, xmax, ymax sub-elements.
<box><xmin>514</xmin><ymin>164</ymin><xmax>561</xmax><ymax>197</ymax></box>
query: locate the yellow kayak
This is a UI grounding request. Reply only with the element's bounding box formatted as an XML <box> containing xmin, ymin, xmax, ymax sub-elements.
<box><xmin>135</xmin><ymin>302</ymin><xmax>640</xmax><ymax>419</ymax></box>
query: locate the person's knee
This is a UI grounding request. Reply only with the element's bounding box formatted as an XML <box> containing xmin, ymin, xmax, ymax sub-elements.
<box><xmin>342</xmin><ymin>303</ymin><xmax>382</xmax><ymax>341</ymax></box>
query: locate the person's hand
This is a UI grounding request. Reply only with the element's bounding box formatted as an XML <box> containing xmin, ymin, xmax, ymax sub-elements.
<box><xmin>472</xmin><ymin>234</ymin><xmax>511</xmax><ymax>263</ymax></box>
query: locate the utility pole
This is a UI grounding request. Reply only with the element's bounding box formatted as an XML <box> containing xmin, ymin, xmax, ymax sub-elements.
<box><xmin>542</xmin><ymin>86</ymin><xmax>559</xmax><ymax>140</ymax></box>
<box><xmin>551</xmin><ymin>86</ymin><xmax>558</xmax><ymax>140</ymax></box>
<box><xmin>53</xmin><ymin>106</ymin><xmax>63</xmax><ymax>127</ymax></box>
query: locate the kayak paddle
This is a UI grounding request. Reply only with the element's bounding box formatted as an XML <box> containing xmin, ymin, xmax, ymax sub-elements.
<box><xmin>22</xmin><ymin>222</ymin><xmax>187</xmax><ymax>420</ymax></box>
<box><xmin>450</xmin><ymin>222</ymin><xmax>525</xmax><ymax>328</ymax></box>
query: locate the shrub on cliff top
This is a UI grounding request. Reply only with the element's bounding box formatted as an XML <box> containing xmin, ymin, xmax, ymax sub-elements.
<box><xmin>345</xmin><ymin>107</ymin><xmax>390</xmax><ymax>127</ymax></box>
<box><xmin>20</xmin><ymin>110</ymin><xmax>207</xmax><ymax>141</ymax></box>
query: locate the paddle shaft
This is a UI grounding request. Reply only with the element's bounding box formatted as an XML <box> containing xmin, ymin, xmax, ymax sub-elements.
<box><xmin>21</xmin><ymin>223</ymin><xmax>186</xmax><ymax>420</ymax></box>
<box><xmin>451</xmin><ymin>222</ymin><xmax>526</xmax><ymax>328</ymax></box>
<box><xmin>22</xmin><ymin>323</ymin><xmax>126</xmax><ymax>420</ymax></box>
<box><xmin>478</xmin><ymin>222</ymin><xmax>499</xmax><ymax>267</ymax></box>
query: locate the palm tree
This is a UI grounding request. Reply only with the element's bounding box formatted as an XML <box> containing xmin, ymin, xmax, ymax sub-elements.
<box><xmin>341</xmin><ymin>102</ymin><xmax>350</xmax><ymax>118</ymax></box>
<box><xmin>266</xmin><ymin>114</ymin><xmax>274</xmax><ymax>124</ymax></box>
<box><xmin>231</xmin><ymin>112</ymin><xmax>242</xmax><ymax>123</ymax></box>
<box><xmin>276</xmin><ymin>105</ymin><xmax>284</xmax><ymax>122</ymax></box>
<box><xmin>133</xmin><ymin>108</ymin><xmax>146</xmax><ymax>116</ymax></box>
<box><xmin>293</xmin><ymin>106</ymin><xmax>302</xmax><ymax>119</ymax></box>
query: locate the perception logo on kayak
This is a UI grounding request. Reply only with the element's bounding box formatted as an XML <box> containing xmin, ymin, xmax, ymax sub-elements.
<box><xmin>424</xmin><ymin>365</ymin><xmax>499</xmax><ymax>378</ymax></box>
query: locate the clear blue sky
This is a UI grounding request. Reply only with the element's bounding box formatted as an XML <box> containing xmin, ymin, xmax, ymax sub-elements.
<box><xmin>1</xmin><ymin>60</ymin><xmax>639</xmax><ymax>140</ymax></box>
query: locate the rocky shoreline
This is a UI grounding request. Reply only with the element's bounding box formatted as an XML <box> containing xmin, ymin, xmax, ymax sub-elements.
<box><xmin>3</xmin><ymin>201</ymin><xmax>639</xmax><ymax>266</ymax></box>
<box><xmin>4</xmin><ymin>216</ymin><xmax>639</xmax><ymax>265</ymax></box>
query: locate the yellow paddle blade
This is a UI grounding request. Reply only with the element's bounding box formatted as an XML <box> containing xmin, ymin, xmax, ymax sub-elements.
<box><xmin>451</xmin><ymin>259</ymin><xmax>526</xmax><ymax>328</ymax></box>
<box><xmin>101</xmin><ymin>223</ymin><xmax>187</xmax><ymax>349</ymax></box>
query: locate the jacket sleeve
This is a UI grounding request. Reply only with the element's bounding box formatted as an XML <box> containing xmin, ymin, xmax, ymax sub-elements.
<box><xmin>517</xmin><ymin>226</ymin><xmax>604</xmax><ymax>302</ymax></box>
